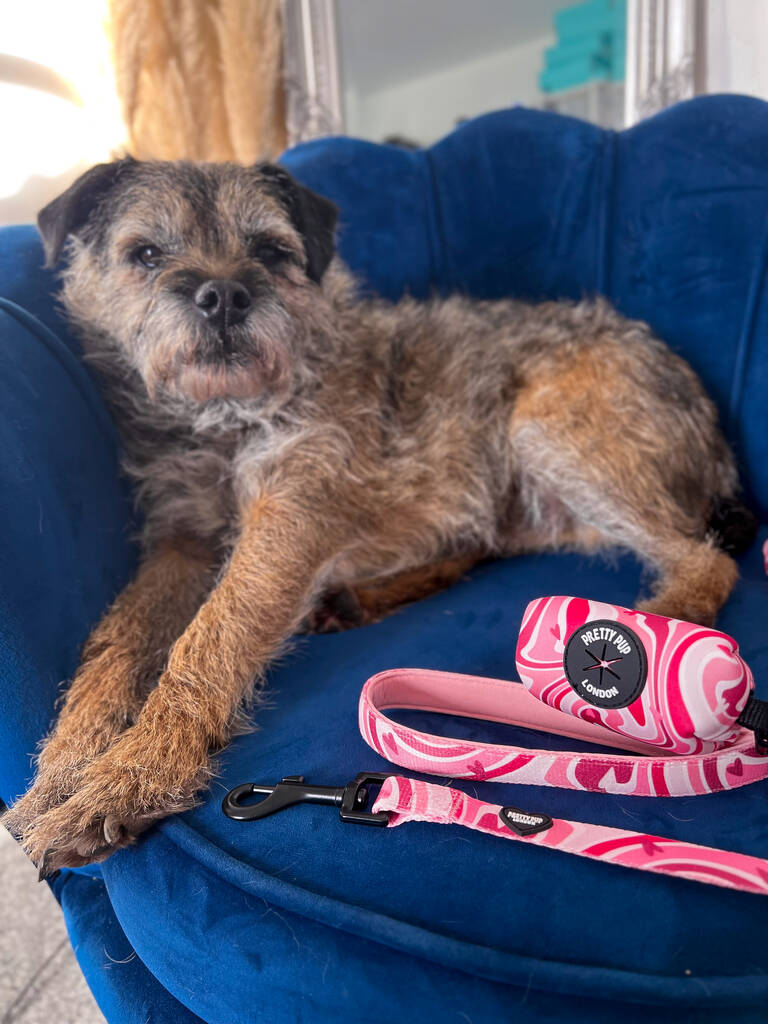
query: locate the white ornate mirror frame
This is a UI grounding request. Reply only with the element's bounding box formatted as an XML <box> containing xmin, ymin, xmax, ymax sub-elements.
<box><xmin>625</xmin><ymin>0</ymin><xmax>705</xmax><ymax>126</ymax></box>
<box><xmin>281</xmin><ymin>0</ymin><xmax>344</xmax><ymax>146</ymax></box>
<box><xmin>281</xmin><ymin>0</ymin><xmax>710</xmax><ymax>143</ymax></box>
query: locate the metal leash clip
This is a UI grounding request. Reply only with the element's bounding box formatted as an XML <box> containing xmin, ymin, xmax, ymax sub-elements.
<box><xmin>222</xmin><ymin>772</ymin><xmax>391</xmax><ymax>826</ymax></box>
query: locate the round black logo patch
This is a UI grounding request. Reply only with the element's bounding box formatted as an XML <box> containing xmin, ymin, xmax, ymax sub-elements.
<box><xmin>563</xmin><ymin>619</ymin><xmax>647</xmax><ymax>709</ymax></box>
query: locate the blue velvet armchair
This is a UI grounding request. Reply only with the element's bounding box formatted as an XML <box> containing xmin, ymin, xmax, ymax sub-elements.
<box><xmin>1</xmin><ymin>95</ymin><xmax>767</xmax><ymax>1023</ymax></box>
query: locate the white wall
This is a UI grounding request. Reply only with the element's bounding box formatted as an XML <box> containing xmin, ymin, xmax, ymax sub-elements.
<box><xmin>706</xmin><ymin>0</ymin><xmax>768</xmax><ymax>101</ymax></box>
<box><xmin>345</xmin><ymin>35</ymin><xmax>552</xmax><ymax>146</ymax></box>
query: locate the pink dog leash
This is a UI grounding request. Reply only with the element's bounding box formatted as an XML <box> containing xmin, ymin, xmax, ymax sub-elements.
<box><xmin>222</xmin><ymin>766</ymin><xmax>768</xmax><ymax>896</ymax></box>
<box><xmin>224</xmin><ymin>597</ymin><xmax>768</xmax><ymax>895</ymax></box>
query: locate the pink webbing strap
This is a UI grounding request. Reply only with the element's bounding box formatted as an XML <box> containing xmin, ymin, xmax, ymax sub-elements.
<box><xmin>359</xmin><ymin>669</ymin><xmax>768</xmax><ymax>797</ymax></box>
<box><xmin>371</xmin><ymin>776</ymin><xmax>768</xmax><ymax>896</ymax></box>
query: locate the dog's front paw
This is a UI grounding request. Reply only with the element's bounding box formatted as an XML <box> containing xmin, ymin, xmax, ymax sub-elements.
<box><xmin>4</xmin><ymin>741</ymin><xmax>93</xmax><ymax>844</ymax></box>
<box><xmin>4</xmin><ymin>709</ymin><xmax>134</xmax><ymax>843</ymax></box>
<box><xmin>19</xmin><ymin>780</ymin><xmax>195</xmax><ymax>877</ymax></box>
<box><xmin>17</xmin><ymin>721</ymin><xmax>211</xmax><ymax>875</ymax></box>
<box><xmin>18</xmin><ymin>798</ymin><xmax>160</xmax><ymax>876</ymax></box>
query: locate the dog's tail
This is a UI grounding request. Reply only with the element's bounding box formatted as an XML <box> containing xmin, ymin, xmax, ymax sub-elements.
<box><xmin>708</xmin><ymin>495</ymin><xmax>759</xmax><ymax>555</ymax></box>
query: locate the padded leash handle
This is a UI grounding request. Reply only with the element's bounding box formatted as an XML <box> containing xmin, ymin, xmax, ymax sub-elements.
<box><xmin>359</xmin><ymin>668</ymin><xmax>768</xmax><ymax>797</ymax></box>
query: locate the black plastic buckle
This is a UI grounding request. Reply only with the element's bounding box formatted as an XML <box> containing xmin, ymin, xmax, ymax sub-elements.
<box><xmin>737</xmin><ymin>694</ymin><xmax>768</xmax><ymax>756</ymax></box>
<box><xmin>222</xmin><ymin>772</ymin><xmax>391</xmax><ymax>826</ymax></box>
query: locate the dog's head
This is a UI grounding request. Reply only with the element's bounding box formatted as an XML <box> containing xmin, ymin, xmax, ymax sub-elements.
<box><xmin>38</xmin><ymin>158</ymin><xmax>339</xmax><ymax>403</ymax></box>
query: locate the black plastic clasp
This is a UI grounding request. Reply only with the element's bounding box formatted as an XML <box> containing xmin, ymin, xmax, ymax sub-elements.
<box><xmin>222</xmin><ymin>772</ymin><xmax>391</xmax><ymax>826</ymax></box>
<box><xmin>737</xmin><ymin>694</ymin><xmax>768</xmax><ymax>755</ymax></box>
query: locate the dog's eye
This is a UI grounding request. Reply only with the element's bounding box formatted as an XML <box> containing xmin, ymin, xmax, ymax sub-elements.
<box><xmin>133</xmin><ymin>245</ymin><xmax>164</xmax><ymax>270</ymax></box>
<box><xmin>248</xmin><ymin>238</ymin><xmax>295</xmax><ymax>270</ymax></box>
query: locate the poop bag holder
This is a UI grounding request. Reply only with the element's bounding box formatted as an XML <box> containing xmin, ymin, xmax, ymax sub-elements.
<box><xmin>517</xmin><ymin>595</ymin><xmax>766</xmax><ymax>754</ymax></box>
<box><xmin>358</xmin><ymin>597</ymin><xmax>768</xmax><ymax>797</ymax></box>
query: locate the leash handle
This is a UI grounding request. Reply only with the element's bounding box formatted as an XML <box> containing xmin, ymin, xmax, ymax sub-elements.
<box><xmin>372</xmin><ymin>776</ymin><xmax>768</xmax><ymax>897</ymax></box>
<box><xmin>360</xmin><ymin>668</ymin><xmax>768</xmax><ymax>797</ymax></box>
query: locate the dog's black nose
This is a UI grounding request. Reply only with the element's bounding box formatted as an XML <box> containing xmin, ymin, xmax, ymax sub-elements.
<box><xmin>194</xmin><ymin>279</ymin><xmax>252</xmax><ymax>329</ymax></box>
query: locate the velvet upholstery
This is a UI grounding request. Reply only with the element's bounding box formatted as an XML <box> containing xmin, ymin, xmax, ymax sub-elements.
<box><xmin>1</xmin><ymin>95</ymin><xmax>767</xmax><ymax>1023</ymax></box>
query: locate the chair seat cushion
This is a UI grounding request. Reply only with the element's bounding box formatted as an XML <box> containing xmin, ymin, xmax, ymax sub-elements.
<box><xmin>83</xmin><ymin>534</ymin><xmax>768</xmax><ymax>1024</ymax></box>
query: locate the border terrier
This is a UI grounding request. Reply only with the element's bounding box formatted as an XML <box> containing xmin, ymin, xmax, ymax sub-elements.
<box><xmin>4</xmin><ymin>157</ymin><xmax>756</xmax><ymax>873</ymax></box>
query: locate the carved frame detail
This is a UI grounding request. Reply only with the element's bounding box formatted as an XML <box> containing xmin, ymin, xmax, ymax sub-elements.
<box><xmin>281</xmin><ymin>0</ymin><xmax>344</xmax><ymax>146</ymax></box>
<box><xmin>624</xmin><ymin>0</ymin><xmax>706</xmax><ymax>125</ymax></box>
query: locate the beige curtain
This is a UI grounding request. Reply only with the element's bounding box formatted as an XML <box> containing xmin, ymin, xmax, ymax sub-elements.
<box><xmin>108</xmin><ymin>0</ymin><xmax>286</xmax><ymax>163</ymax></box>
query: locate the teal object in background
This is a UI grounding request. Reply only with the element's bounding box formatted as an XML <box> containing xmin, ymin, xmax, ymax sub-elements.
<box><xmin>541</xmin><ymin>0</ymin><xmax>626</xmax><ymax>93</ymax></box>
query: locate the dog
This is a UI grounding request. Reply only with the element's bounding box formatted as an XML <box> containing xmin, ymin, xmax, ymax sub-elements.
<box><xmin>4</xmin><ymin>157</ymin><xmax>755</xmax><ymax>874</ymax></box>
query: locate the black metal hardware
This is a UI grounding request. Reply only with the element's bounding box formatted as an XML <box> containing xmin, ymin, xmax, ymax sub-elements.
<box><xmin>222</xmin><ymin>772</ymin><xmax>391</xmax><ymax>826</ymax></box>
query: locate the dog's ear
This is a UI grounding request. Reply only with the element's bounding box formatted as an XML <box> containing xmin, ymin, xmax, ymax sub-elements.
<box><xmin>258</xmin><ymin>164</ymin><xmax>338</xmax><ymax>283</ymax></box>
<box><xmin>37</xmin><ymin>157</ymin><xmax>136</xmax><ymax>267</ymax></box>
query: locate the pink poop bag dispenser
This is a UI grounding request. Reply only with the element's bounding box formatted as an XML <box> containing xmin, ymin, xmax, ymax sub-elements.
<box><xmin>515</xmin><ymin>596</ymin><xmax>761</xmax><ymax>755</ymax></box>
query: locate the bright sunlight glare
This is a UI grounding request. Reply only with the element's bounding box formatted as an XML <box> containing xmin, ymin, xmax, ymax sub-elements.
<box><xmin>0</xmin><ymin>0</ymin><xmax>125</xmax><ymax>206</ymax></box>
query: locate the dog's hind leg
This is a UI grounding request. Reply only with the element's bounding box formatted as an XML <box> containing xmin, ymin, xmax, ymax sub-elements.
<box><xmin>510</xmin><ymin>419</ymin><xmax>738</xmax><ymax>626</ymax></box>
<box><xmin>310</xmin><ymin>552</ymin><xmax>483</xmax><ymax>631</ymax></box>
<box><xmin>4</xmin><ymin>537</ymin><xmax>216</xmax><ymax>838</ymax></box>
<box><xmin>508</xmin><ymin>326</ymin><xmax>742</xmax><ymax>626</ymax></box>
<box><xmin>633</xmin><ymin>535</ymin><xmax>738</xmax><ymax>625</ymax></box>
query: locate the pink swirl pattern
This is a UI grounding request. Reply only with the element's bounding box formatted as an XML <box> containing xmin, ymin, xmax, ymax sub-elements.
<box><xmin>516</xmin><ymin>596</ymin><xmax>753</xmax><ymax>754</ymax></box>
<box><xmin>372</xmin><ymin>776</ymin><xmax>768</xmax><ymax>896</ymax></box>
<box><xmin>359</xmin><ymin>668</ymin><xmax>768</xmax><ymax>797</ymax></box>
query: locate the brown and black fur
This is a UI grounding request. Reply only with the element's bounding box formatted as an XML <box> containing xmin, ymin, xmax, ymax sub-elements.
<box><xmin>4</xmin><ymin>157</ymin><xmax>755</xmax><ymax>872</ymax></box>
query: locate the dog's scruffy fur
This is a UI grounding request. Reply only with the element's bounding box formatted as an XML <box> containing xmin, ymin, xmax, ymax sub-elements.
<box><xmin>4</xmin><ymin>157</ymin><xmax>754</xmax><ymax>873</ymax></box>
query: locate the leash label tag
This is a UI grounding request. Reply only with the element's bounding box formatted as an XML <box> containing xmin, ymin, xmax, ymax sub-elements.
<box><xmin>499</xmin><ymin>806</ymin><xmax>553</xmax><ymax>837</ymax></box>
<box><xmin>563</xmin><ymin>618</ymin><xmax>647</xmax><ymax>709</ymax></box>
